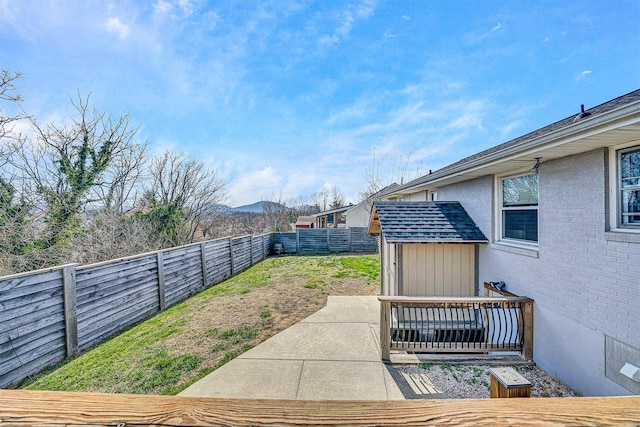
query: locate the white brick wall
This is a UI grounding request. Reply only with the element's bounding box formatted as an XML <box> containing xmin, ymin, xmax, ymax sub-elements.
<box><xmin>427</xmin><ymin>149</ymin><xmax>639</xmax><ymax>395</ymax></box>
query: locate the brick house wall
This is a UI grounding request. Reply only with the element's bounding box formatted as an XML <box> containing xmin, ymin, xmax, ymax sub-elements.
<box><xmin>433</xmin><ymin>148</ymin><xmax>638</xmax><ymax>396</ymax></box>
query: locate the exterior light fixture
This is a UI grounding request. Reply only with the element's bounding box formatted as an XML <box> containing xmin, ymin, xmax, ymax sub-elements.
<box><xmin>530</xmin><ymin>157</ymin><xmax>541</xmax><ymax>173</ymax></box>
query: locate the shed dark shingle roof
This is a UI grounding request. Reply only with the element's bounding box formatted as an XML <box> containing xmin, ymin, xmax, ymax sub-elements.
<box><xmin>369</xmin><ymin>201</ymin><xmax>488</xmax><ymax>243</ymax></box>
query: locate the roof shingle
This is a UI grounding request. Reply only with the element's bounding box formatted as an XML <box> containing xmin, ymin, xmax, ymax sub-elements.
<box><xmin>370</xmin><ymin>201</ymin><xmax>488</xmax><ymax>243</ymax></box>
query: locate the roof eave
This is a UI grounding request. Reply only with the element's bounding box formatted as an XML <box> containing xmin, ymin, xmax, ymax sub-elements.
<box><xmin>384</xmin><ymin>239</ymin><xmax>489</xmax><ymax>244</ymax></box>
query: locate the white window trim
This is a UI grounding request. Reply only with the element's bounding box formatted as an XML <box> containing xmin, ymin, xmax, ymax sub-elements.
<box><xmin>494</xmin><ymin>171</ymin><xmax>539</xmax><ymax>249</ymax></box>
<box><xmin>608</xmin><ymin>140</ymin><xmax>640</xmax><ymax>233</ymax></box>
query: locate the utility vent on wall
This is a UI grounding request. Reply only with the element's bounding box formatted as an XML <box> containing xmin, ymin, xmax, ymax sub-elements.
<box><xmin>605</xmin><ymin>335</ymin><xmax>640</xmax><ymax>394</ymax></box>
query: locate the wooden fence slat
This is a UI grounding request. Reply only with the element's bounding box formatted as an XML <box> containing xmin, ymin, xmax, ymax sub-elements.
<box><xmin>157</xmin><ymin>251</ymin><xmax>166</xmax><ymax>311</ymax></box>
<box><xmin>62</xmin><ymin>265</ymin><xmax>78</xmax><ymax>358</ymax></box>
<box><xmin>201</xmin><ymin>243</ymin><xmax>208</xmax><ymax>287</ymax></box>
<box><xmin>229</xmin><ymin>237</ymin><xmax>235</xmax><ymax>276</ymax></box>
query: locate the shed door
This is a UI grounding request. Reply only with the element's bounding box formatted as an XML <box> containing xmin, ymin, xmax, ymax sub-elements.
<box><xmin>401</xmin><ymin>244</ymin><xmax>476</xmax><ymax>296</ymax></box>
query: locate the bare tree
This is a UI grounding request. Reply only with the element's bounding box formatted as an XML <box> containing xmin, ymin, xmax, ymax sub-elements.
<box><xmin>71</xmin><ymin>210</ymin><xmax>161</xmax><ymax>264</ymax></box>
<box><xmin>329</xmin><ymin>186</ymin><xmax>345</xmax><ymax>209</ymax></box>
<box><xmin>360</xmin><ymin>147</ymin><xmax>384</xmax><ymax>201</ymax></box>
<box><xmin>141</xmin><ymin>150</ymin><xmax>227</xmax><ymax>246</ymax></box>
<box><xmin>313</xmin><ymin>189</ymin><xmax>329</xmax><ymax>211</ymax></box>
<box><xmin>289</xmin><ymin>194</ymin><xmax>321</xmax><ymax>217</ymax></box>
<box><xmin>9</xmin><ymin>93</ymin><xmax>140</xmax><ymax>250</ymax></box>
<box><xmin>0</xmin><ymin>70</ymin><xmax>28</xmax><ymax>158</ymax></box>
<box><xmin>360</xmin><ymin>147</ymin><xmax>423</xmax><ymax>202</ymax></box>
<box><xmin>312</xmin><ymin>186</ymin><xmax>344</xmax><ymax>211</ymax></box>
<box><xmin>95</xmin><ymin>141</ymin><xmax>148</xmax><ymax>214</ymax></box>
<box><xmin>262</xmin><ymin>193</ymin><xmax>291</xmax><ymax>232</ymax></box>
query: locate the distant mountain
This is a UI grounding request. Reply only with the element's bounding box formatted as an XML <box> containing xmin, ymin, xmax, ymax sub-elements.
<box><xmin>230</xmin><ymin>201</ymin><xmax>286</xmax><ymax>213</ymax></box>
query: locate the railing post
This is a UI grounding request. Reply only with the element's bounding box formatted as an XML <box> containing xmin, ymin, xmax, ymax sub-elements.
<box><xmin>380</xmin><ymin>299</ymin><xmax>391</xmax><ymax>361</ymax></box>
<box><xmin>62</xmin><ymin>265</ymin><xmax>78</xmax><ymax>357</ymax></box>
<box><xmin>157</xmin><ymin>251</ymin><xmax>166</xmax><ymax>311</ymax></box>
<box><xmin>522</xmin><ymin>299</ymin><xmax>534</xmax><ymax>361</ymax></box>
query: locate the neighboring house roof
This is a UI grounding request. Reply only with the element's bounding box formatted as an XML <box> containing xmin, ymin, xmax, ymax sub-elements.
<box><xmin>313</xmin><ymin>205</ymin><xmax>353</xmax><ymax>217</ymax></box>
<box><xmin>295</xmin><ymin>216</ymin><xmax>315</xmax><ymax>226</ymax></box>
<box><xmin>389</xmin><ymin>89</ymin><xmax>640</xmax><ymax>197</ymax></box>
<box><xmin>369</xmin><ymin>201</ymin><xmax>488</xmax><ymax>243</ymax></box>
<box><xmin>344</xmin><ymin>183</ymin><xmax>400</xmax><ymax>216</ymax></box>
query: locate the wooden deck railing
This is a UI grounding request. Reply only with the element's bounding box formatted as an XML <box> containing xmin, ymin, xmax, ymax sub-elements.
<box><xmin>379</xmin><ymin>296</ymin><xmax>534</xmax><ymax>361</ymax></box>
<box><xmin>1</xmin><ymin>390</ymin><xmax>638</xmax><ymax>426</ymax></box>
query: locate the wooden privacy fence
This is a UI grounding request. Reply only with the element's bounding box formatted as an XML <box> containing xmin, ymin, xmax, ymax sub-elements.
<box><xmin>378</xmin><ymin>296</ymin><xmax>534</xmax><ymax>361</ymax></box>
<box><xmin>272</xmin><ymin>227</ymin><xmax>378</xmax><ymax>254</ymax></box>
<box><xmin>0</xmin><ymin>233</ymin><xmax>271</xmax><ymax>389</ymax></box>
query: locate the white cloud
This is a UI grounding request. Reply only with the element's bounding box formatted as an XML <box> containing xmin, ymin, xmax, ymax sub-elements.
<box><xmin>576</xmin><ymin>70</ymin><xmax>592</xmax><ymax>82</ymax></box>
<box><xmin>446</xmin><ymin>100</ymin><xmax>486</xmax><ymax>130</ymax></box>
<box><xmin>319</xmin><ymin>0</ymin><xmax>377</xmax><ymax>46</ymax></box>
<box><xmin>106</xmin><ymin>17</ymin><xmax>130</xmax><ymax>39</ymax></box>
<box><xmin>177</xmin><ymin>0</ymin><xmax>194</xmax><ymax>16</ymax></box>
<box><xmin>227</xmin><ymin>167</ymin><xmax>284</xmax><ymax>205</ymax></box>
<box><xmin>491</xmin><ymin>23</ymin><xmax>502</xmax><ymax>32</ymax></box>
<box><xmin>153</xmin><ymin>0</ymin><xmax>173</xmax><ymax>18</ymax></box>
<box><xmin>499</xmin><ymin>120</ymin><xmax>524</xmax><ymax>138</ymax></box>
<box><xmin>327</xmin><ymin>103</ymin><xmax>370</xmax><ymax>125</ymax></box>
<box><xmin>0</xmin><ymin>0</ymin><xmax>18</xmax><ymax>26</ymax></box>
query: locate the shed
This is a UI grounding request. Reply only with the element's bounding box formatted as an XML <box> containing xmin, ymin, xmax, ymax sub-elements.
<box><xmin>368</xmin><ymin>201</ymin><xmax>488</xmax><ymax>297</ymax></box>
<box><xmin>295</xmin><ymin>216</ymin><xmax>315</xmax><ymax>229</ymax></box>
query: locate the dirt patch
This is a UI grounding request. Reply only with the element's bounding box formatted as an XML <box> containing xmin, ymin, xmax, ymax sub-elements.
<box><xmin>157</xmin><ymin>255</ymin><xmax>380</xmax><ymax>392</ymax></box>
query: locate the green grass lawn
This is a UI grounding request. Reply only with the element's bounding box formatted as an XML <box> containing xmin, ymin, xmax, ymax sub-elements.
<box><xmin>22</xmin><ymin>254</ymin><xmax>380</xmax><ymax>395</ymax></box>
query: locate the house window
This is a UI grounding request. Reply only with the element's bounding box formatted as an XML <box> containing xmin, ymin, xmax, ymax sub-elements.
<box><xmin>499</xmin><ymin>173</ymin><xmax>538</xmax><ymax>243</ymax></box>
<box><xmin>619</xmin><ymin>146</ymin><xmax>640</xmax><ymax>227</ymax></box>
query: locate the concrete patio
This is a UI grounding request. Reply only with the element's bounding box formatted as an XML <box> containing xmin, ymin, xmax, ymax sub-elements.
<box><xmin>179</xmin><ymin>296</ymin><xmax>404</xmax><ymax>400</ymax></box>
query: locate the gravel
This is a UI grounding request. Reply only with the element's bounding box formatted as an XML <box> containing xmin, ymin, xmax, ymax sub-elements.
<box><xmin>396</xmin><ymin>364</ymin><xmax>581</xmax><ymax>399</ymax></box>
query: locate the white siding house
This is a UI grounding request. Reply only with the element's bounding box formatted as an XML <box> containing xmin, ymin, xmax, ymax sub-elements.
<box><xmin>384</xmin><ymin>89</ymin><xmax>640</xmax><ymax>396</ymax></box>
<box><xmin>344</xmin><ymin>184</ymin><xmax>400</xmax><ymax>228</ymax></box>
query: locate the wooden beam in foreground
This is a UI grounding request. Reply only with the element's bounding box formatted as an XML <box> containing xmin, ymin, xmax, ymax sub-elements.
<box><xmin>1</xmin><ymin>390</ymin><xmax>639</xmax><ymax>426</ymax></box>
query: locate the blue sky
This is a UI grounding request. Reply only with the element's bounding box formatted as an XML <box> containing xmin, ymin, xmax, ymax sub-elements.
<box><xmin>1</xmin><ymin>1</ymin><xmax>639</xmax><ymax>206</ymax></box>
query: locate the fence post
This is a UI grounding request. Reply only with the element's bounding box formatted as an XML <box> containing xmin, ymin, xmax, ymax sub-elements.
<box><xmin>157</xmin><ymin>252</ymin><xmax>166</xmax><ymax>311</ymax></box>
<box><xmin>229</xmin><ymin>237</ymin><xmax>235</xmax><ymax>276</ymax></box>
<box><xmin>200</xmin><ymin>243</ymin><xmax>208</xmax><ymax>288</ymax></box>
<box><xmin>62</xmin><ymin>265</ymin><xmax>78</xmax><ymax>357</ymax></box>
<box><xmin>379</xmin><ymin>299</ymin><xmax>391</xmax><ymax>361</ymax></box>
<box><xmin>250</xmin><ymin>235</ymin><xmax>254</xmax><ymax>266</ymax></box>
<box><xmin>264</xmin><ymin>234</ymin><xmax>268</xmax><ymax>259</ymax></box>
<box><xmin>522</xmin><ymin>299</ymin><xmax>534</xmax><ymax>361</ymax></box>
<box><xmin>296</xmin><ymin>230</ymin><xmax>300</xmax><ymax>253</ymax></box>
